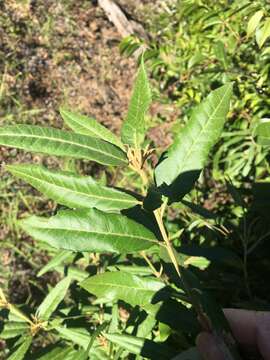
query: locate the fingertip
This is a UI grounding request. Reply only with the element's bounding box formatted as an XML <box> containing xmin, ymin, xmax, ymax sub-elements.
<box><xmin>196</xmin><ymin>332</ymin><xmax>224</xmax><ymax>360</ymax></box>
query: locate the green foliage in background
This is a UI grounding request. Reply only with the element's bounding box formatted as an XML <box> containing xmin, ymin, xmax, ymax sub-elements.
<box><xmin>121</xmin><ymin>0</ymin><xmax>270</xmax><ymax>183</ymax></box>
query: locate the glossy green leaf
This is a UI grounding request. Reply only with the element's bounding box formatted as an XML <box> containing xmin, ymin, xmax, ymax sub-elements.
<box><xmin>37</xmin><ymin>250</ymin><xmax>73</xmax><ymax>277</ymax></box>
<box><xmin>256</xmin><ymin>18</ymin><xmax>270</xmax><ymax>48</ymax></box>
<box><xmin>60</xmin><ymin>108</ymin><xmax>124</xmax><ymax>150</ymax></box>
<box><xmin>247</xmin><ymin>10</ymin><xmax>264</xmax><ymax>37</ymax></box>
<box><xmin>80</xmin><ymin>271</ymin><xmax>164</xmax><ymax>306</ymax></box>
<box><xmin>104</xmin><ymin>333</ymin><xmax>176</xmax><ymax>359</ymax></box>
<box><xmin>36</xmin><ymin>276</ymin><xmax>71</xmax><ymax>320</ymax></box>
<box><xmin>253</xmin><ymin>118</ymin><xmax>270</xmax><ymax>145</ymax></box>
<box><xmin>0</xmin><ymin>125</ymin><xmax>127</xmax><ymax>166</ymax></box>
<box><xmin>121</xmin><ymin>61</ymin><xmax>151</xmax><ymax>148</ymax></box>
<box><xmin>20</xmin><ymin>209</ymin><xmax>158</xmax><ymax>253</ymax></box>
<box><xmin>7</xmin><ymin>336</ymin><xmax>32</xmax><ymax>360</ymax></box>
<box><xmin>155</xmin><ymin>83</ymin><xmax>233</xmax><ymax>200</ymax></box>
<box><xmin>7</xmin><ymin>164</ymin><xmax>139</xmax><ymax>212</ymax></box>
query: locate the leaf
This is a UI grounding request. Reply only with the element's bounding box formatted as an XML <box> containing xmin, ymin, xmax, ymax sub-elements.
<box><xmin>34</xmin><ymin>346</ymin><xmax>77</xmax><ymax>360</ymax></box>
<box><xmin>253</xmin><ymin>118</ymin><xmax>270</xmax><ymax>145</ymax></box>
<box><xmin>0</xmin><ymin>322</ymin><xmax>28</xmax><ymax>339</ymax></box>
<box><xmin>136</xmin><ymin>314</ymin><xmax>156</xmax><ymax>338</ymax></box>
<box><xmin>247</xmin><ymin>10</ymin><xmax>264</xmax><ymax>37</ymax></box>
<box><xmin>104</xmin><ymin>333</ymin><xmax>176</xmax><ymax>359</ymax></box>
<box><xmin>56</xmin><ymin>327</ymin><xmax>90</xmax><ymax>348</ymax></box>
<box><xmin>256</xmin><ymin>17</ymin><xmax>270</xmax><ymax>48</ymax></box>
<box><xmin>121</xmin><ymin>60</ymin><xmax>152</xmax><ymax>148</ymax></box>
<box><xmin>214</xmin><ymin>41</ymin><xmax>228</xmax><ymax>69</ymax></box>
<box><xmin>155</xmin><ymin>84</ymin><xmax>233</xmax><ymax>201</ymax></box>
<box><xmin>36</xmin><ymin>276</ymin><xmax>71</xmax><ymax>321</ymax></box>
<box><xmin>7</xmin><ymin>336</ymin><xmax>32</xmax><ymax>360</ymax></box>
<box><xmin>60</xmin><ymin>108</ymin><xmax>125</xmax><ymax>150</ymax></box>
<box><xmin>80</xmin><ymin>271</ymin><xmax>164</xmax><ymax>306</ymax></box>
<box><xmin>20</xmin><ymin>208</ymin><xmax>158</xmax><ymax>253</ymax></box>
<box><xmin>37</xmin><ymin>250</ymin><xmax>73</xmax><ymax>277</ymax></box>
<box><xmin>0</xmin><ymin>125</ymin><xmax>127</xmax><ymax>166</ymax></box>
<box><xmin>8</xmin><ymin>164</ymin><xmax>139</xmax><ymax>212</ymax></box>
<box><xmin>55</xmin><ymin>265</ymin><xmax>89</xmax><ymax>282</ymax></box>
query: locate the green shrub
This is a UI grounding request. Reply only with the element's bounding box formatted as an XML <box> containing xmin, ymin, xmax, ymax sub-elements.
<box><xmin>0</xmin><ymin>61</ymin><xmax>245</xmax><ymax>359</ymax></box>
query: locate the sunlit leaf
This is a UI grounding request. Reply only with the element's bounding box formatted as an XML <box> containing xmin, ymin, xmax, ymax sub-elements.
<box><xmin>60</xmin><ymin>108</ymin><xmax>124</xmax><ymax>150</ymax></box>
<box><xmin>7</xmin><ymin>336</ymin><xmax>32</xmax><ymax>360</ymax></box>
<box><xmin>256</xmin><ymin>18</ymin><xmax>270</xmax><ymax>48</ymax></box>
<box><xmin>0</xmin><ymin>322</ymin><xmax>28</xmax><ymax>339</ymax></box>
<box><xmin>20</xmin><ymin>209</ymin><xmax>158</xmax><ymax>253</ymax></box>
<box><xmin>247</xmin><ymin>10</ymin><xmax>264</xmax><ymax>37</ymax></box>
<box><xmin>36</xmin><ymin>276</ymin><xmax>71</xmax><ymax>321</ymax></box>
<box><xmin>121</xmin><ymin>60</ymin><xmax>151</xmax><ymax>148</ymax></box>
<box><xmin>8</xmin><ymin>164</ymin><xmax>139</xmax><ymax>212</ymax></box>
<box><xmin>0</xmin><ymin>125</ymin><xmax>127</xmax><ymax>166</ymax></box>
<box><xmin>253</xmin><ymin>118</ymin><xmax>270</xmax><ymax>145</ymax></box>
<box><xmin>155</xmin><ymin>84</ymin><xmax>233</xmax><ymax>201</ymax></box>
<box><xmin>37</xmin><ymin>250</ymin><xmax>73</xmax><ymax>277</ymax></box>
<box><xmin>80</xmin><ymin>271</ymin><xmax>164</xmax><ymax>306</ymax></box>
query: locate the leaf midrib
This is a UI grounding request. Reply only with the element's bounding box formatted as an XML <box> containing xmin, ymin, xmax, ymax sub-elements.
<box><xmin>26</xmin><ymin>224</ymin><xmax>158</xmax><ymax>244</ymax></box>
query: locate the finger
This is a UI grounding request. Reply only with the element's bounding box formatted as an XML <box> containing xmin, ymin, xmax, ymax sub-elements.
<box><xmin>256</xmin><ymin>312</ymin><xmax>270</xmax><ymax>360</ymax></box>
<box><xmin>224</xmin><ymin>309</ymin><xmax>257</xmax><ymax>345</ymax></box>
<box><xmin>225</xmin><ymin>309</ymin><xmax>270</xmax><ymax>359</ymax></box>
<box><xmin>196</xmin><ymin>332</ymin><xmax>225</xmax><ymax>360</ymax></box>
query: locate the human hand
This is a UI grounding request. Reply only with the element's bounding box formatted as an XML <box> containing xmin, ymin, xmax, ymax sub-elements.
<box><xmin>196</xmin><ymin>309</ymin><xmax>270</xmax><ymax>360</ymax></box>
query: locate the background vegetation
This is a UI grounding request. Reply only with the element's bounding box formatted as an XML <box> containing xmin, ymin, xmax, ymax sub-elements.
<box><xmin>1</xmin><ymin>0</ymin><xmax>270</xmax><ymax>359</ymax></box>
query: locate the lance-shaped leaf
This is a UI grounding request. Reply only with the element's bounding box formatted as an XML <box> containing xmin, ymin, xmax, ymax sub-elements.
<box><xmin>19</xmin><ymin>209</ymin><xmax>158</xmax><ymax>253</ymax></box>
<box><xmin>37</xmin><ymin>250</ymin><xmax>73</xmax><ymax>277</ymax></box>
<box><xmin>60</xmin><ymin>108</ymin><xmax>125</xmax><ymax>150</ymax></box>
<box><xmin>247</xmin><ymin>10</ymin><xmax>264</xmax><ymax>37</ymax></box>
<box><xmin>155</xmin><ymin>83</ymin><xmax>233</xmax><ymax>201</ymax></box>
<box><xmin>121</xmin><ymin>61</ymin><xmax>151</xmax><ymax>148</ymax></box>
<box><xmin>8</xmin><ymin>336</ymin><xmax>32</xmax><ymax>360</ymax></box>
<box><xmin>7</xmin><ymin>164</ymin><xmax>139</xmax><ymax>212</ymax></box>
<box><xmin>0</xmin><ymin>125</ymin><xmax>127</xmax><ymax>166</ymax></box>
<box><xmin>80</xmin><ymin>271</ymin><xmax>164</xmax><ymax>306</ymax></box>
<box><xmin>256</xmin><ymin>18</ymin><xmax>270</xmax><ymax>48</ymax></box>
<box><xmin>253</xmin><ymin>118</ymin><xmax>270</xmax><ymax>145</ymax></box>
<box><xmin>104</xmin><ymin>333</ymin><xmax>176</xmax><ymax>359</ymax></box>
<box><xmin>36</xmin><ymin>276</ymin><xmax>71</xmax><ymax>321</ymax></box>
